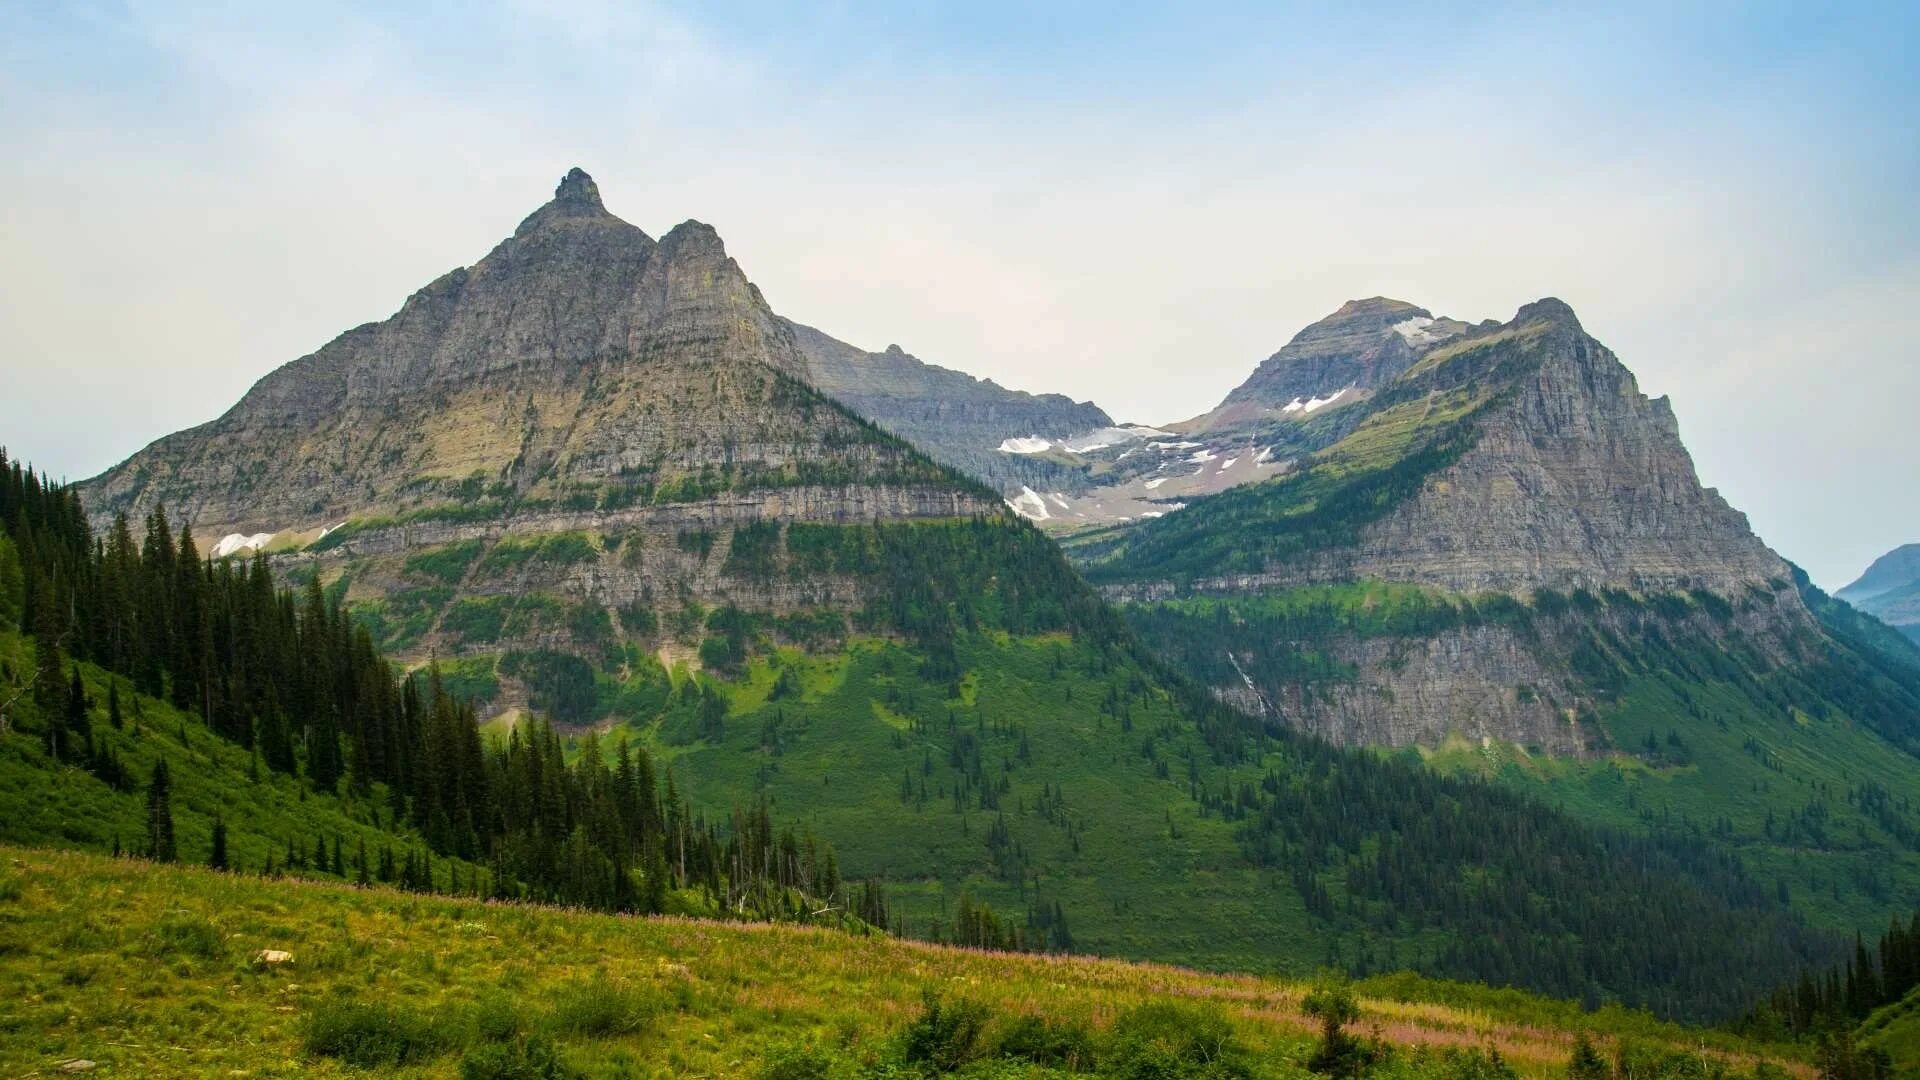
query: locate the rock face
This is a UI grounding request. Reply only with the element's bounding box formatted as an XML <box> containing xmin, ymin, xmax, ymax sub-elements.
<box><xmin>76</xmin><ymin>169</ymin><xmax>1002</xmax><ymax>710</ymax></box>
<box><xmin>786</xmin><ymin>319</ymin><xmax>1113</xmax><ymax>493</ymax></box>
<box><xmin>1022</xmin><ymin>298</ymin><xmax>1474</xmax><ymax>529</ymax></box>
<box><xmin>1186</xmin><ymin>297</ymin><xmax>1472</xmax><ymax>432</ymax></box>
<box><xmin>1839</xmin><ymin>544</ymin><xmax>1920</xmax><ymax>643</ymax></box>
<box><xmin>78</xmin><ymin>168</ymin><xmax>902</xmax><ymax>535</ymax></box>
<box><xmin>1088</xmin><ymin>298</ymin><xmax>1815</xmax><ymax>750</ymax></box>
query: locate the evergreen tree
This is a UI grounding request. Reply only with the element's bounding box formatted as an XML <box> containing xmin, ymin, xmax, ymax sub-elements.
<box><xmin>208</xmin><ymin>815</ymin><xmax>229</xmax><ymax>871</ymax></box>
<box><xmin>64</xmin><ymin>665</ymin><xmax>89</xmax><ymax>747</ymax></box>
<box><xmin>145</xmin><ymin>758</ymin><xmax>177</xmax><ymax>862</ymax></box>
<box><xmin>1566</xmin><ymin>1035</ymin><xmax>1608</xmax><ymax>1080</ymax></box>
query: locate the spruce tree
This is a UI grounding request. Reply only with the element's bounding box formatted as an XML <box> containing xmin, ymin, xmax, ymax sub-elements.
<box><xmin>145</xmin><ymin>758</ymin><xmax>177</xmax><ymax>862</ymax></box>
<box><xmin>208</xmin><ymin>815</ymin><xmax>229</xmax><ymax>871</ymax></box>
<box><xmin>1566</xmin><ymin>1035</ymin><xmax>1608</xmax><ymax>1080</ymax></box>
<box><xmin>64</xmin><ymin>666</ymin><xmax>89</xmax><ymax>747</ymax></box>
<box><xmin>108</xmin><ymin>679</ymin><xmax>123</xmax><ymax>730</ymax></box>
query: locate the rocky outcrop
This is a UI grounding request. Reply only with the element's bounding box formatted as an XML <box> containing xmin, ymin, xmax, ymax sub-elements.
<box><xmin>786</xmin><ymin>319</ymin><xmax>1112</xmax><ymax>493</ymax></box>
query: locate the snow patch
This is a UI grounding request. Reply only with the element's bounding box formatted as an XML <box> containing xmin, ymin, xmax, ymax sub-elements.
<box><xmin>1219</xmin><ymin>457</ymin><xmax>1239</xmax><ymax>470</ymax></box>
<box><xmin>1140</xmin><ymin>511</ymin><xmax>1165</xmax><ymax>519</ymax></box>
<box><xmin>1047</xmin><ymin>492</ymin><xmax>1071</xmax><ymax>510</ymax></box>
<box><xmin>1391</xmin><ymin>315</ymin><xmax>1437</xmax><ymax>344</ymax></box>
<box><xmin>212</xmin><ymin>532</ymin><xmax>277</xmax><ymax>558</ymax></box>
<box><xmin>1149</xmin><ymin>440</ymin><xmax>1202</xmax><ymax>450</ymax></box>
<box><xmin>1186</xmin><ymin>449</ymin><xmax>1217</xmax><ymax>464</ymax></box>
<box><xmin>1302</xmin><ymin>388</ymin><xmax>1351</xmax><ymax>414</ymax></box>
<box><xmin>997</xmin><ymin>436</ymin><xmax>1053</xmax><ymax>454</ymax></box>
<box><xmin>1143</xmin><ymin>477</ymin><xmax>1170</xmax><ymax>490</ymax></box>
<box><xmin>1006</xmin><ymin>486</ymin><xmax>1051</xmax><ymax>521</ymax></box>
<box><xmin>1254</xmin><ymin>446</ymin><xmax>1274</xmax><ymax>464</ymax></box>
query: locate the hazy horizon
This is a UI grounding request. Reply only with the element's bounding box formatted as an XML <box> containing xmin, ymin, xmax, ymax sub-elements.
<box><xmin>2</xmin><ymin>3</ymin><xmax>1915</xmax><ymax>589</ymax></box>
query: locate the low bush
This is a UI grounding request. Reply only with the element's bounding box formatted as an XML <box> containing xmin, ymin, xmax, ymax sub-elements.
<box><xmin>459</xmin><ymin>1033</ymin><xmax>582</xmax><ymax>1080</ymax></box>
<box><xmin>900</xmin><ymin>990</ymin><xmax>993</xmax><ymax>1073</ymax></box>
<box><xmin>546</xmin><ymin>974</ymin><xmax>661</xmax><ymax>1037</ymax></box>
<box><xmin>303</xmin><ymin>999</ymin><xmax>449</xmax><ymax>1068</ymax></box>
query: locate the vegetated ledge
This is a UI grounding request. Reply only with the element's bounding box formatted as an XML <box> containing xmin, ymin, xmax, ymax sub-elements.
<box><xmin>0</xmin><ymin>845</ymin><xmax>1808</xmax><ymax>1077</ymax></box>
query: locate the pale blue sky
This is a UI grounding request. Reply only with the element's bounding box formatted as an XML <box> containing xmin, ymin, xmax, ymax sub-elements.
<box><xmin>1</xmin><ymin>2</ymin><xmax>1916</xmax><ymax>586</ymax></box>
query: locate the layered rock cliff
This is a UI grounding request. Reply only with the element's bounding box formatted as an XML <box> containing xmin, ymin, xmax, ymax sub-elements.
<box><xmin>77</xmin><ymin>169</ymin><xmax>1003</xmax><ymax>709</ymax></box>
<box><xmin>1087</xmin><ymin>298</ymin><xmax>1822</xmax><ymax>750</ymax></box>
<box><xmin>79</xmin><ymin>169</ymin><xmax>956</xmax><ymax>536</ymax></box>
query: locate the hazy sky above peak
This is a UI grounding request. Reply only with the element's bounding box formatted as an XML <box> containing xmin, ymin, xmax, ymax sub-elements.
<box><xmin>1</xmin><ymin>1</ymin><xmax>1916</xmax><ymax>588</ymax></box>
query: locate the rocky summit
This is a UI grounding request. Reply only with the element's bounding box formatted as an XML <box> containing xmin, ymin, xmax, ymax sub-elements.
<box><xmin>1080</xmin><ymin>297</ymin><xmax>1916</xmax><ymax>753</ymax></box>
<box><xmin>80</xmin><ymin>168</ymin><xmax>977</xmax><ymax>537</ymax></box>
<box><xmin>77</xmin><ymin>169</ymin><xmax>1001</xmax><ymax>713</ymax></box>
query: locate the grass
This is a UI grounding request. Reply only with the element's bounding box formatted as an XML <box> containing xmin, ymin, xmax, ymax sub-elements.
<box><xmin>0</xmin><ymin>846</ymin><xmax>1810</xmax><ymax>1078</ymax></box>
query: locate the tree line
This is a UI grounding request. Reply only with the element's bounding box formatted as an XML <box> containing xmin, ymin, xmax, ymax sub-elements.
<box><xmin>0</xmin><ymin>449</ymin><xmax>869</xmax><ymax>924</ymax></box>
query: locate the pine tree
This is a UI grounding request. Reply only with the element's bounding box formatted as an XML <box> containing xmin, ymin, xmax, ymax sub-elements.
<box><xmin>145</xmin><ymin>758</ymin><xmax>177</xmax><ymax>862</ymax></box>
<box><xmin>108</xmin><ymin>679</ymin><xmax>123</xmax><ymax>730</ymax></box>
<box><xmin>1566</xmin><ymin>1034</ymin><xmax>1608</xmax><ymax>1080</ymax></box>
<box><xmin>208</xmin><ymin>815</ymin><xmax>229</xmax><ymax>871</ymax></box>
<box><xmin>64</xmin><ymin>666</ymin><xmax>90</xmax><ymax>747</ymax></box>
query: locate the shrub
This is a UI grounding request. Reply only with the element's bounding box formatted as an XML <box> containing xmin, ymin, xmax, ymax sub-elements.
<box><xmin>459</xmin><ymin>1034</ymin><xmax>582</xmax><ymax>1080</ymax></box>
<box><xmin>546</xmin><ymin>975</ymin><xmax>661</xmax><ymax>1037</ymax></box>
<box><xmin>996</xmin><ymin>1013</ymin><xmax>1096</xmax><ymax>1070</ymax></box>
<box><xmin>900</xmin><ymin>990</ymin><xmax>992</xmax><ymax>1073</ymax></box>
<box><xmin>303</xmin><ymin>1000</ymin><xmax>449</xmax><ymax>1068</ymax></box>
<box><xmin>1105</xmin><ymin>1001</ymin><xmax>1251</xmax><ymax>1079</ymax></box>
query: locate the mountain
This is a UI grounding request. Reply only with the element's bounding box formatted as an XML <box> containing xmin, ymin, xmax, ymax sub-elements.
<box><xmin>34</xmin><ymin>176</ymin><xmax>1843</xmax><ymax>1017</ymax></box>
<box><xmin>1840</xmin><ymin>544</ymin><xmax>1920</xmax><ymax>643</ymax></box>
<box><xmin>1077</xmin><ymin>296</ymin><xmax>1920</xmax><ymax>937</ymax></box>
<box><xmin>80</xmin><ymin>169</ymin><xmax>977</xmax><ymax>540</ymax></box>
<box><xmin>998</xmin><ymin>299</ymin><xmax>1480</xmax><ymax>528</ymax></box>
<box><xmin>784</xmin><ymin>318</ymin><xmax>1117</xmax><ymax>495</ymax></box>
<box><xmin>1184</xmin><ymin>297</ymin><xmax>1476</xmax><ymax>433</ymax></box>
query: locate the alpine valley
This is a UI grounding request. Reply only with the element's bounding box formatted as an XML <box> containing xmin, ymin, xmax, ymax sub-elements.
<box><xmin>6</xmin><ymin>168</ymin><xmax>1920</xmax><ymax>1075</ymax></box>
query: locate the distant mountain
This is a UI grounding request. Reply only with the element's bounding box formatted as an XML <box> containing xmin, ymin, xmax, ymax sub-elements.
<box><xmin>1008</xmin><ymin>298</ymin><xmax>1477</xmax><ymax>528</ymax></box>
<box><xmin>784</xmin><ymin>319</ymin><xmax>1114</xmax><ymax>494</ymax></box>
<box><xmin>1840</xmin><ymin>544</ymin><xmax>1920</xmax><ymax>643</ymax></box>
<box><xmin>1185</xmin><ymin>297</ymin><xmax>1476</xmax><ymax>432</ymax></box>
<box><xmin>1074</xmin><ymin>297</ymin><xmax>1920</xmax><ymax>944</ymax></box>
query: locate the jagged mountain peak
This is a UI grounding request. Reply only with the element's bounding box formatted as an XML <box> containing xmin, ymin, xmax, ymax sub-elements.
<box><xmin>554</xmin><ymin>165</ymin><xmax>603</xmax><ymax>206</ymax></box>
<box><xmin>76</xmin><ymin>172</ymin><xmax>892</xmax><ymax>533</ymax></box>
<box><xmin>1513</xmin><ymin>296</ymin><xmax>1584</xmax><ymax>331</ymax></box>
<box><xmin>1324</xmin><ymin>295</ymin><xmax>1429</xmax><ymax>322</ymax></box>
<box><xmin>512</xmin><ymin>166</ymin><xmax>637</xmax><ymax>239</ymax></box>
<box><xmin>1190</xmin><ymin>297</ymin><xmax>1466</xmax><ymax>430</ymax></box>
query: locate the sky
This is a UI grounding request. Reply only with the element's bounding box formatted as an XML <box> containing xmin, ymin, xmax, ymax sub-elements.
<box><xmin>1</xmin><ymin>2</ymin><xmax>1916</xmax><ymax>588</ymax></box>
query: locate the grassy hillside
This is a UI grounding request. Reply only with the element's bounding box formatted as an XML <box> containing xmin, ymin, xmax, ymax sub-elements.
<box><xmin>0</xmin><ymin>846</ymin><xmax>1809</xmax><ymax>1078</ymax></box>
